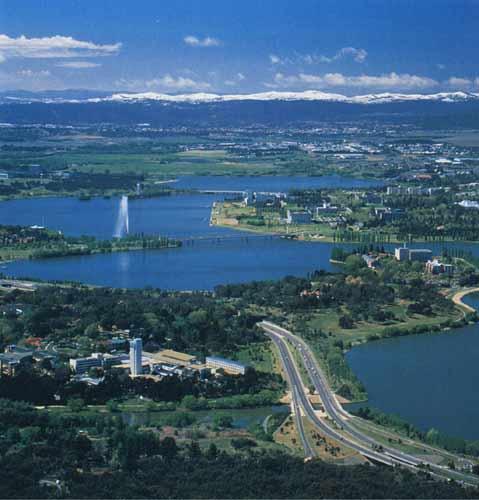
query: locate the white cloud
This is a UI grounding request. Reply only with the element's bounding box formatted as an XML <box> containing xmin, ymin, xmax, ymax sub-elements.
<box><xmin>183</xmin><ymin>35</ymin><xmax>221</xmax><ymax>47</ymax></box>
<box><xmin>270</xmin><ymin>47</ymin><xmax>368</xmax><ymax>66</ymax></box>
<box><xmin>269</xmin><ymin>54</ymin><xmax>281</xmax><ymax>64</ymax></box>
<box><xmin>17</xmin><ymin>69</ymin><xmax>51</xmax><ymax>78</ymax></box>
<box><xmin>0</xmin><ymin>67</ymin><xmax>61</xmax><ymax>91</ymax></box>
<box><xmin>337</xmin><ymin>47</ymin><xmax>368</xmax><ymax>63</ymax></box>
<box><xmin>116</xmin><ymin>74</ymin><xmax>211</xmax><ymax>92</ymax></box>
<box><xmin>269</xmin><ymin>71</ymin><xmax>439</xmax><ymax>90</ymax></box>
<box><xmin>0</xmin><ymin>34</ymin><xmax>121</xmax><ymax>62</ymax></box>
<box><xmin>224</xmin><ymin>72</ymin><xmax>246</xmax><ymax>86</ymax></box>
<box><xmin>56</xmin><ymin>61</ymin><xmax>101</xmax><ymax>69</ymax></box>
<box><xmin>446</xmin><ymin>76</ymin><xmax>473</xmax><ymax>88</ymax></box>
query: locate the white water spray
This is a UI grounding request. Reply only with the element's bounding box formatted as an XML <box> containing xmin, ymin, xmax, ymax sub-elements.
<box><xmin>114</xmin><ymin>195</ymin><xmax>129</xmax><ymax>237</ymax></box>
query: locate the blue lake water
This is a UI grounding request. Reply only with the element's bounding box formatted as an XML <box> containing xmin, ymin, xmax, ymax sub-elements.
<box><xmin>0</xmin><ymin>194</ymin><xmax>235</xmax><ymax>240</ymax></box>
<box><xmin>0</xmin><ymin>175</ymin><xmax>381</xmax><ymax>288</ymax></box>
<box><xmin>2</xmin><ymin>190</ymin><xmax>478</xmax><ymax>290</ymax></box>
<box><xmin>2</xmin><ymin>174</ymin><xmax>479</xmax><ymax>439</ymax></box>
<box><xmin>346</xmin><ymin>293</ymin><xmax>479</xmax><ymax>440</ymax></box>
<box><xmin>2</xmin><ymin>238</ymin><xmax>343</xmax><ymax>290</ymax></box>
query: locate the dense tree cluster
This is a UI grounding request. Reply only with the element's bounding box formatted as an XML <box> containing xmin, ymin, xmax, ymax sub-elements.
<box><xmin>355</xmin><ymin>407</ymin><xmax>479</xmax><ymax>458</ymax></box>
<box><xmin>216</xmin><ymin>270</ymin><xmax>397</xmax><ymax>321</ymax></box>
<box><xmin>0</xmin><ymin>286</ymin><xmax>263</xmax><ymax>355</ymax></box>
<box><xmin>0</xmin><ymin>399</ymin><xmax>477</xmax><ymax>499</ymax></box>
<box><xmin>383</xmin><ymin>194</ymin><xmax>479</xmax><ymax>241</ymax></box>
<box><xmin>0</xmin><ymin>224</ymin><xmax>180</xmax><ymax>262</ymax></box>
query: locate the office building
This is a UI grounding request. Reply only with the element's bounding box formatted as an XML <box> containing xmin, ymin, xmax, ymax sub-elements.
<box><xmin>395</xmin><ymin>246</ymin><xmax>410</xmax><ymax>261</ymax></box>
<box><xmin>129</xmin><ymin>338</ymin><xmax>143</xmax><ymax>376</ymax></box>
<box><xmin>286</xmin><ymin>210</ymin><xmax>311</xmax><ymax>225</ymax></box>
<box><xmin>409</xmin><ymin>249</ymin><xmax>433</xmax><ymax>262</ymax></box>
<box><xmin>426</xmin><ymin>259</ymin><xmax>455</xmax><ymax>275</ymax></box>
<box><xmin>206</xmin><ymin>356</ymin><xmax>246</xmax><ymax>375</ymax></box>
<box><xmin>69</xmin><ymin>356</ymin><xmax>102</xmax><ymax>374</ymax></box>
<box><xmin>395</xmin><ymin>247</ymin><xmax>432</xmax><ymax>263</ymax></box>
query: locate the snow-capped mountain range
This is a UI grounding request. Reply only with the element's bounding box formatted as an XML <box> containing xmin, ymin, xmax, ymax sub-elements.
<box><xmin>2</xmin><ymin>89</ymin><xmax>479</xmax><ymax>105</ymax></box>
<box><xmin>99</xmin><ymin>90</ymin><xmax>479</xmax><ymax>105</ymax></box>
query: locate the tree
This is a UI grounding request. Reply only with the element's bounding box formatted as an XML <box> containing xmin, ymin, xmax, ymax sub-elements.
<box><xmin>187</xmin><ymin>440</ymin><xmax>201</xmax><ymax>459</ymax></box>
<box><xmin>213</xmin><ymin>413</ymin><xmax>233</xmax><ymax>429</ymax></box>
<box><xmin>106</xmin><ymin>399</ymin><xmax>120</xmax><ymax>412</ymax></box>
<box><xmin>67</xmin><ymin>397</ymin><xmax>86</xmax><ymax>413</ymax></box>
<box><xmin>159</xmin><ymin>437</ymin><xmax>178</xmax><ymax>460</ymax></box>
<box><xmin>425</xmin><ymin>428</ymin><xmax>440</xmax><ymax>445</ymax></box>
<box><xmin>343</xmin><ymin>254</ymin><xmax>367</xmax><ymax>274</ymax></box>
<box><xmin>206</xmin><ymin>443</ymin><xmax>218</xmax><ymax>459</ymax></box>
<box><xmin>339</xmin><ymin>314</ymin><xmax>354</xmax><ymax>329</ymax></box>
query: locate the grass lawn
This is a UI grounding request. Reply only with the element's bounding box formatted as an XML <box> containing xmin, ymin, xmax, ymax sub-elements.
<box><xmin>234</xmin><ymin>341</ymin><xmax>279</xmax><ymax>373</ymax></box>
<box><xmin>306</xmin><ymin>303</ymin><xmax>463</xmax><ymax>345</ymax></box>
<box><xmin>273</xmin><ymin>414</ymin><xmax>304</xmax><ymax>456</ymax></box>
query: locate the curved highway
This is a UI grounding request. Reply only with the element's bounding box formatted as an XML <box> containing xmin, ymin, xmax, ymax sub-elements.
<box><xmin>260</xmin><ymin>320</ymin><xmax>479</xmax><ymax>485</ymax></box>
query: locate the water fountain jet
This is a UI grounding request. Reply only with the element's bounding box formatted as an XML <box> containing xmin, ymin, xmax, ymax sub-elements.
<box><xmin>114</xmin><ymin>195</ymin><xmax>129</xmax><ymax>237</ymax></box>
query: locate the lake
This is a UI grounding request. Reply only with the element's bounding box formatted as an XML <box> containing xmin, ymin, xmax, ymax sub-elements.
<box><xmin>1</xmin><ymin>176</ymin><xmax>476</xmax><ymax>290</ymax></box>
<box><xmin>3</xmin><ymin>174</ymin><xmax>479</xmax><ymax>440</ymax></box>
<box><xmin>346</xmin><ymin>293</ymin><xmax>479</xmax><ymax>440</ymax></box>
<box><xmin>0</xmin><ymin>175</ymin><xmax>381</xmax><ymax>288</ymax></box>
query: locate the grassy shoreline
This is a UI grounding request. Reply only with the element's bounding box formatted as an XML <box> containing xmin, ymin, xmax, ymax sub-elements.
<box><xmin>212</xmin><ymin>201</ymin><xmax>479</xmax><ymax>245</ymax></box>
<box><xmin>0</xmin><ymin>234</ymin><xmax>181</xmax><ymax>265</ymax></box>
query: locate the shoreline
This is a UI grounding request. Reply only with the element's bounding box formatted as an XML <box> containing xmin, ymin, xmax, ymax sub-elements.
<box><xmin>0</xmin><ymin>240</ymin><xmax>182</xmax><ymax>267</ymax></box>
<box><xmin>212</xmin><ymin>219</ymin><xmax>479</xmax><ymax>245</ymax></box>
<box><xmin>451</xmin><ymin>287</ymin><xmax>479</xmax><ymax>313</ymax></box>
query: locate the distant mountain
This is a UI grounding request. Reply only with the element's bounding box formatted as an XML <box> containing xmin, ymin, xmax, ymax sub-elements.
<box><xmin>0</xmin><ymin>89</ymin><xmax>112</xmax><ymax>104</ymax></box>
<box><xmin>1</xmin><ymin>89</ymin><xmax>479</xmax><ymax>128</ymax></box>
<box><xmin>1</xmin><ymin>89</ymin><xmax>478</xmax><ymax>105</ymax></box>
<box><xmin>98</xmin><ymin>90</ymin><xmax>479</xmax><ymax>105</ymax></box>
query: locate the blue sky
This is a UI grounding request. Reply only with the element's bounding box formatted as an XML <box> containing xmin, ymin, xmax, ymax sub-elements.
<box><xmin>0</xmin><ymin>0</ymin><xmax>478</xmax><ymax>94</ymax></box>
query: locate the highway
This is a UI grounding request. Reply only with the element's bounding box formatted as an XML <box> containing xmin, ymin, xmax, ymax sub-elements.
<box><xmin>265</xmin><ymin>326</ymin><xmax>397</xmax><ymax>466</ymax></box>
<box><xmin>291</xmin><ymin>386</ymin><xmax>316</xmax><ymax>459</ymax></box>
<box><xmin>273</xmin><ymin>333</ymin><xmax>315</xmax><ymax>459</ymax></box>
<box><xmin>260</xmin><ymin>320</ymin><xmax>479</xmax><ymax>485</ymax></box>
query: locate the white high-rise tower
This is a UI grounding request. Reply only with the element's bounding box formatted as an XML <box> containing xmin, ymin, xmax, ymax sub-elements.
<box><xmin>129</xmin><ymin>338</ymin><xmax>142</xmax><ymax>376</ymax></box>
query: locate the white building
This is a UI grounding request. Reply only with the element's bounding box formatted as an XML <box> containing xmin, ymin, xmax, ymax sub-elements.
<box><xmin>394</xmin><ymin>246</ymin><xmax>432</xmax><ymax>263</ymax></box>
<box><xmin>395</xmin><ymin>247</ymin><xmax>410</xmax><ymax>261</ymax></box>
<box><xmin>129</xmin><ymin>338</ymin><xmax>143</xmax><ymax>376</ymax></box>
<box><xmin>69</xmin><ymin>356</ymin><xmax>102</xmax><ymax>374</ymax></box>
<box><xmin>206</xmin><ymin>356</ymin><xmax>246</xmax><ymax>375</ymax></box>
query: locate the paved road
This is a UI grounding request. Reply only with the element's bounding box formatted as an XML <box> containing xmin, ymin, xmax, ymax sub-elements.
<box><xmin>260</xmin><ymin>320</ymin><xmax>479</xmax><ymax>486</ymax></box>
<box><xmin>266</xmin><ymin>327</ymin><xmax>397</xmax><ymax>466</ymax></box>
<box><xmin>274</xmin><ymin>338</ymin><xmax>315</xmax><ymax>459</ymax></box>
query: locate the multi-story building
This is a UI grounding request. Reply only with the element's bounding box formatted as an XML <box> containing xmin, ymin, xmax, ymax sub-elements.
<box><xmin>409</xmin><ymin>249</ymin><xmax>433</xmax><ymax>262</ymax></box>
<box><xmin>286</xmin><ymin>210</ymin><xmax>311</xmax><ymax>225</ymax></box>
<box><xmin>129</xmin><ymin>338</ymin><xmax>143</xmax><ymax>376</ymax></box>
<box><xmin>0</xmin><ymin>350</ymin><xmax>32</xmax><ymax>375</ymax></box>
<box><xmin>315</xmin><ymin>202</ymin><xmax>339</xmax><ymax>216</ymax></box>
<box><xmin>69</xmin><ymin>356</ymin><xmax>102</xmax><ymax>374</ymax></box>
<box><xmin>426</xmin><ymin>259</ymin><xmax>455</xmax><ymax>275</ymax></box>
<box><xmin>394</xmin><ymin>247</ymin><xmax>432</xmax><ymax>263</ymax></box>
<box><xmin>205</xmin><ymin>356</ymin><xmax>246</xmax><ymax>375</ymax></box>
<box><xmin>395</xmin><ymin>246</ymin><xmax>410</xmax><ymax>261</ymax></box>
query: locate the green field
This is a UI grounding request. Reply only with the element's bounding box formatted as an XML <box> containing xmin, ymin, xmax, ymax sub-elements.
<box><xmin>306</xmin><ymin>303</ymin><xmax>463</xmax><ymax>345</ymax></box>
